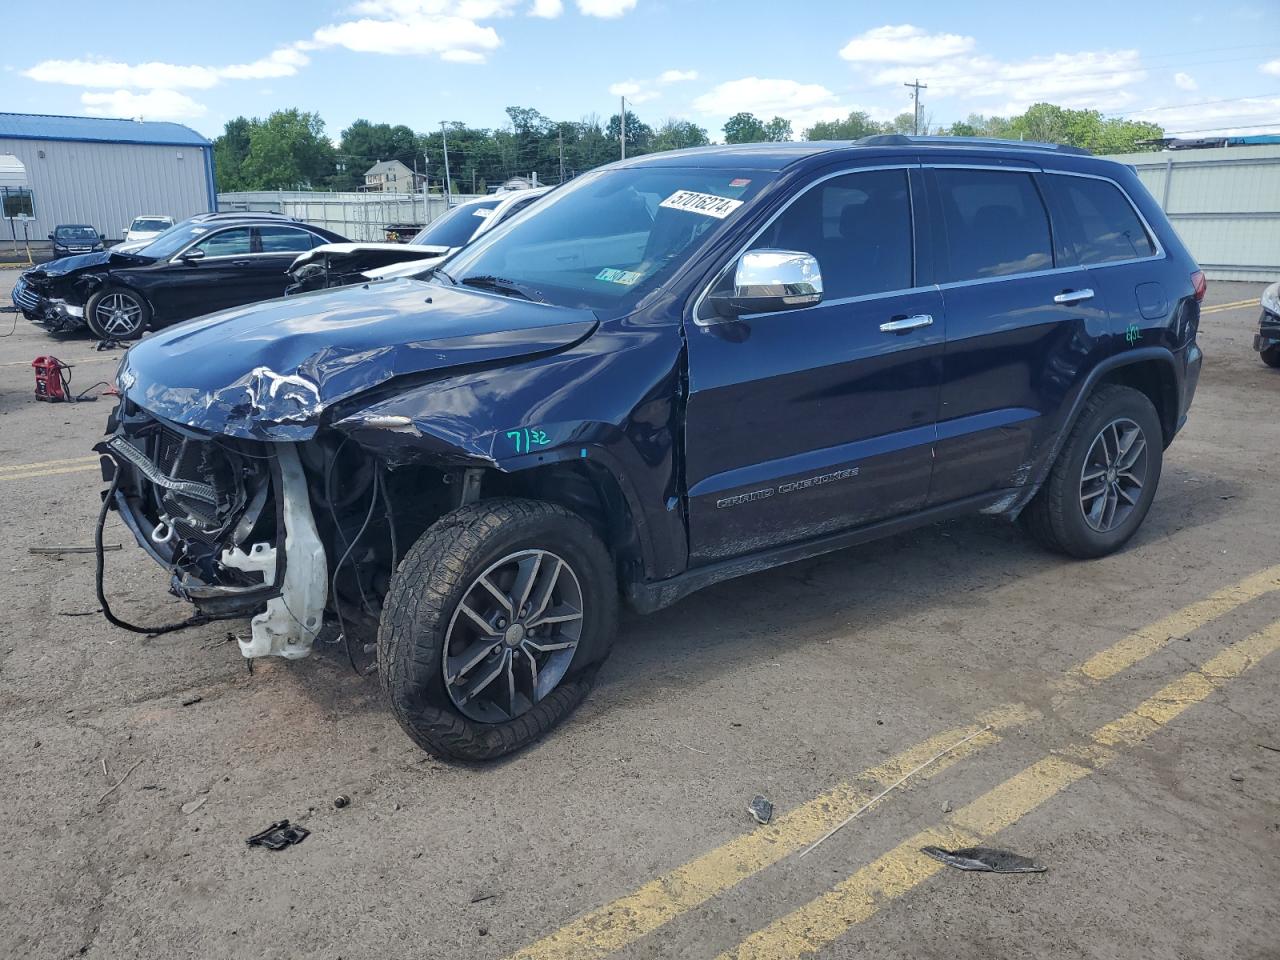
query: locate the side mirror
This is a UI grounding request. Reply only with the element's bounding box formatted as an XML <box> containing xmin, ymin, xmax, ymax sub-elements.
<box><xmin>708</xmin><ymin>249</ymin><xmax>823</xmax><ymax>318</ymax></box>
<box><xmin>99</xmin><ymin>233</ymin><xmax>106</xmax><ymax>242</ymax></box>
<box><xmin>47</xmin><ymin>233</ymin><xmax>54</xmax><ymax>240</ymax></box>
<box><xmin>180</xmin><ymin>248</ymin><xmax>206</xmax><ymax>262</ymax></box>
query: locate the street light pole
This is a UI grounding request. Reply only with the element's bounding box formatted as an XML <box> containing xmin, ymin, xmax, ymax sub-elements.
<box><xmin>440</xmin><ymin>121</ymin><xmax>454</xmax><ymax>203</ymax></box>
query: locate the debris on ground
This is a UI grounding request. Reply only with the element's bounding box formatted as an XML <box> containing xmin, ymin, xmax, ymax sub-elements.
<box><xmin>29</xmin><ymin>544</ymin><xmax>120</xmax><ymax>555</ymax></box>
<box><xmin>181</xmin><ymin>696</ymin><xmax>203</xmax><ymax>707</ymax></box>
<box><xmin>470</xmin><ymin>891</ymin><xmax>498</xmax><ymax>904</ymax></box>
<box><xmin>96</xmin><ymin>758</ymin><xmax>144</xmax><ymax>805</ymax></box>
<box><xmin>181</xmin><ymin>796</ymin><xmax>208</xmax><ymax>815</ymax></box>
<box><xmin>921</xmin><ymin>846</ymin><xmax>1047</xmax><ymax>874</ymax></box>
<box><xmin>333</xmin><ymin>795</ymin><xmax>351</xmax><ymax>809</ymax></box>
<box><xmin>747</xmin><ymin>795</ymin><xmax>773</xmax><ymax>825</ymax></box>
<box><xmin>246</xmin><ymin>820</ymin><xmax>310</xmax><ymax>851</ymax></box>
<box><xmin>1229</xmin><ymin>771</ymin><xmax>1245</xmax><ymax>782</ymax></box>
<box><xmin>1257</xmin><ymin>743</ymin><xmax>1280</xmax><ymax>754</ymax></box>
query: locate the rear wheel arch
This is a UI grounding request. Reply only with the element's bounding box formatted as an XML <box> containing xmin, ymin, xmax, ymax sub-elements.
<box><xmin>1095</xmin><ymin>356</ymin><xmax>1178</xmax><ymax>447</ymax></box>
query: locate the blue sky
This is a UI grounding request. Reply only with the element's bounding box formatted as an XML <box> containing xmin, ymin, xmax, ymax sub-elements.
<box><xmin>4</xmin><ymin>0</ymin><xmax>1278</xmax><ymax>141</ymax></box>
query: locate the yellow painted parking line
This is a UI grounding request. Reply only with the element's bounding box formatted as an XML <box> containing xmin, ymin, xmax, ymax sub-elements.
<box><xmin>505</xmin><ymin>565</ymin><xmax>1280</xmax><ymax>960</ymax></box>
<box><xmin>0</xmin><ymin>454</ymin><xmax>100</xmax><ymax>475</ymax></box>
<box><xmin>1067</xmin><ymin>564</ymin><xmax>1280</xmax><ymax>684</ymax></box>
<box><xmin>1201</xmin><ymin>298</ymin><xmax>1258</xmax><ymax>315</ymax></box>
<box><xmin>718</xmin><ymin>619</ymin><xmax>1280</xmax><ymax>960</ymax></box>
<box><xmin>0</xmin><ymin>463</ymin><xmax>101</xmax><ymax>483</ymax></box>
<box><xmin>0</xmin><ymin>354</ymin><xmax>120</xmax><ymax>368</ymax></box>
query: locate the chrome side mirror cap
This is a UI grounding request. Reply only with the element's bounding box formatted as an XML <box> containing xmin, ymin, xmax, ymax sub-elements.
<box><xmin>709</xmin><ymin>249</ymin><xmax>823</xmax><ymax>318</ymax></box>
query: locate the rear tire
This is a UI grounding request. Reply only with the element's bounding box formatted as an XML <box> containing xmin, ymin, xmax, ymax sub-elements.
<box><xmin>1262</xmin><ymin>346</ymin><xmax>1280</xmax><ymax>369</ymax></box>
<box><xmin>378</xmin><ymin>498</ymin><xmax>617</xmax><ymax>761</ymax></box>
<box><xmin>1024</xmin><ymin>384</ymin><xmax>1163</xmax><ymax>559</ymax></box>
<box><xmin>85</xmin><ymin>286</ymin><xmax>150</xmax><ymax>340</ymax></box>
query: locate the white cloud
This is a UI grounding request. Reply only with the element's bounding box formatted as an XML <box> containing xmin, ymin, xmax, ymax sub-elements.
<box><xmin>24</xmin><ymin>46</ymin><xmax>310</xmax><ymax>89</ymax></box>
<box><xmin>1154</xmin><ymin>95</ymin><xmax>1280</xmax><ymax>137</ymax></box>
<box><xmin>839</xmin><ymin>24</ymin><xmax>974</xmax><ymax>64</ymax></box>
<box><xmin>80</xmin><ymin>88</ymin><xmax>207</xmax><ymax>121</ymax></box>
<box><xmin>1173</xmin><ymin>72</ymin><xmax>1198</xmax><ymax>91</ymax></box>
<box><xmin>312</xmin><ymin>14</ymin><xmax>502</xmax><ymax>58</ymax></box>
<box><xmin>576</xmin><ymin>0</ymin><xmax>636</xmax><ymax>17</ymax></box>
<box><xmin>609</xmin><ymin>79</ymin><xmax>658</xmax><ymax>102</ymax></box>
<box><xmin>529</xmin><ymin>0</ymin><xmax>563</xmax><ymax>16</ymax></box>
<box><xmin>658</xmin><ymin>68</ymin><xmax>697</xmax><ymax>84</ymax></box>
<box><xmin>1262</xmin><ymin>58</ymin><xmax>1280</xmax><ymax>77</ymax></box>
<box><xmin>692</xmin><ymin>76</ymin><xmax>857</xmax><ymax>130</ymax></box>
<box><xmin>868</xmin><ymin>49</ymin><xmax>1147</xmax><ymax>113</ymax></box>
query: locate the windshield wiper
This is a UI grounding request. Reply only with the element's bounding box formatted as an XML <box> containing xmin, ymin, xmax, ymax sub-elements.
<box><xmin>435</xmin><ymin>266</ymin><xmax>457</xmax><ymax>285</ymax></box>
<box><xmin>460</xmin><ymin>274</ymin><xmax>543</xmax><ymax>303</ymax></box>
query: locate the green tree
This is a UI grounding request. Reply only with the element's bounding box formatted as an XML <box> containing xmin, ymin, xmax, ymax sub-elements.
<box><xmin>650</xmin><ymin>118</ymin><xmax>711</xmax><ymax>152</ymax></box>
<box><xmin>212</xmin><ymin>116</ymin><xmax>253</xmax><ymax>192</ymax></box>
<box><xmin>762</xmin><ymin>116</ymin><xmax>793</xmax><ymax>142</ymax></box>
<box><xmin>607</xmin><ymin>110</ymin><xmax>653</xmax><ymax>154</ymax></box>
<box><xmin>803</xmin><ymin>110</ymin><xmax>884</xmax><ymax>140</ymax></box>
<box><xmin>1008</xmin><ymin>103</ymin><xmax>1162</xmax><ymax>153</ymax></box>
<box><xmin>237</xmin><ymin>109</ymin><xmax>335</xmax><ymax>190</ymax></box>
<box><xmin>723</xmin><ymin>112</ymin><xmax>769</xmax><ymax>144</ymax></box>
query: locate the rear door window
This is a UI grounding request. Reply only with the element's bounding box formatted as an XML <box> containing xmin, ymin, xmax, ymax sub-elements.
<box><xmin>748</xmin><ymin>168</ymin><xmax>913</xmax><ymax>300</ymax></box>
<box><xmin>934</xmin><ymin>169</ymin><xmax>1054</xmax><ymax>282</ymax></box>
<box><xmin>256</xmin><ymin>226</ymin><xmax>318</xmax><ymax>253</ymax></box>
<box><xmin>1047</xmin><ymin>175</ymin><xmax>1155</xmax><ymax>264</ymax></box>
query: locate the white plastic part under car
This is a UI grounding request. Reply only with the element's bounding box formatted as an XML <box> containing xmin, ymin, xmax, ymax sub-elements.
<box><xmin>220</xmin><ymin>444</ymin><xmax>327</xmax><ymax>659</ymax></box>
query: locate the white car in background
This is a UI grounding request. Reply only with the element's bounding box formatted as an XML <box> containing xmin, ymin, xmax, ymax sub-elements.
<box><xmin>121</xmin><ymin>215</ymin><xmax>174</xmax><ymax>245</ymax></box>
<box><xmin>287</xmin><ymin>188</ymin><xmax>550</xmax><ymax>293</ymax></box>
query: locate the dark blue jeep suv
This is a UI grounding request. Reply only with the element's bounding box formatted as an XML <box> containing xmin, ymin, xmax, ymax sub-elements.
<box><xmin>99</xmin><ymin>135</ymin><xmax>1204</xmax><ymax>760</ymax></box>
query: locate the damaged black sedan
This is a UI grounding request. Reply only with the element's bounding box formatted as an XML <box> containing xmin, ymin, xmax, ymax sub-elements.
<box><xmin>98</xmin><ymin>138</ymin><xmax>1204</xmax><ymax>761</ymax></box>
<box><xmin>14</xmin><ymin>215</ymin><xmax>345</xmax><ymax>338</ymax></box>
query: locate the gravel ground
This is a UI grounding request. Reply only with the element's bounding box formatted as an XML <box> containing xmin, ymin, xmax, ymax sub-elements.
<box><xmin>0</xmin><ymin>271</ymin><xmax>1276</xmax><ymax>960</ymax></box>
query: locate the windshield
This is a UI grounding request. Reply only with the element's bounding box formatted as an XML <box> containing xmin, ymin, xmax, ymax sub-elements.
<box><xmin>439</xmin><ymin>168</ymin><xmax>773</xmax><ymax>315</ymax></box>
<box><xmin>138</xmin><ymin>223</ymin><xmax>214</xmax><ymax>259</ymax></box>
<box><xmin>131</xmin><ymin>218</ymin><xmax>171</xmax><ymax>232</ymax></box>
<box><xmin>411</xmin><ymin>199</ymin><xmax>501</xmax><ymax>248</ymax></box>
<box><xmin>55</xmin><ymin>226</ymin><xmax>98</xmax><ymax>240</ymax></box>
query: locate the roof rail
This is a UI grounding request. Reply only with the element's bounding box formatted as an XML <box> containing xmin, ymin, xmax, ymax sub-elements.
<box><xmin>854</xmin><ymin>134</ymin><xmax>1092</xmax><ymax>156</ymax></box>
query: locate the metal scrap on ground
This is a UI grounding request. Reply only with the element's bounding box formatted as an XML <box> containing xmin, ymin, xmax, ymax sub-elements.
<box><xmin>921</xmin><ymin>846</ymin><xmax>1048</xmax><ymax>874</ymax></box>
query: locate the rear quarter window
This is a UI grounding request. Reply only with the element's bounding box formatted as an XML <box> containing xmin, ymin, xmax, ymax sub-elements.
<box><xmin>934</xmin><ymin>168</ymin><xmax>1054</xmax><ymax>282</ymax></box>
<box><xmin>1048</xmin><ymin>175</ymin><xmax>1155</xmax><ymax>264</ymax></box>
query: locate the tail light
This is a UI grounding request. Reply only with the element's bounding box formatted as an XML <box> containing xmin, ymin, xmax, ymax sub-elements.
<box><xmin>1191</xmin><ymin>270</ymin><xmax>1207</xmax><ymax>303</ymax></box>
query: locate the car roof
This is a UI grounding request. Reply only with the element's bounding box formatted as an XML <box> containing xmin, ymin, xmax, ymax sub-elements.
<box><xmin>615</xmin><ymin>135</ymin><xmax>1098</xmax><ymax>174</ymax></box>
<box><xmin>55</xmin><ymin>223</ymin><xmax>95</xmax><ymax>229</ymax></box>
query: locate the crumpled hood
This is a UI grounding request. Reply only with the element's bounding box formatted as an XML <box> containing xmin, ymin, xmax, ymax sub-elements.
<box><xmin>119</xmin><ymin>278</ymin><xmax>597</xmax><ymax>441</ymax></box>
<box><xmin>28</xmin><ymin>250</ymin><xmax>149</xmax><ymax>280</ymax></box>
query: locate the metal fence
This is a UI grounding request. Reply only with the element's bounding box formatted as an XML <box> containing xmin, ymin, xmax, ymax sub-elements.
<box><xmin>216</xmin><ymin>190</ymin><xmax>487</xmax><ymax>242</ymax></box>
<box><xmin>1107</xmin><ymin>144</ymin><xmax>1280</xmax><ymax>282</ymax></box>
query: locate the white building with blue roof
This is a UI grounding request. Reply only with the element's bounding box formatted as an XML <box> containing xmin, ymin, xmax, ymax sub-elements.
<box><xmin>0</xmin><ymin>112</ymin><xmax>215</xmax><ymax>244</ymax></box>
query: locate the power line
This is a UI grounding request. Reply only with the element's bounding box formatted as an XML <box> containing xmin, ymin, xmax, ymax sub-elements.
<box><xmin>1116</xmin><ymin>93</ymin><xmax>1280</xmax><ymax>115</ymax></box>
<box><xmin>1163</xmin><ymin>122</ymin><xmax>1280</xmax><ymax>134</ymax></box>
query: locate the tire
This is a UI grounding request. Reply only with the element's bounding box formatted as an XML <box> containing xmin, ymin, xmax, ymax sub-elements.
<box><xmin>1262</xmin><ymin>346</ymin><xmax>1280</xmax><ymax>369</ymax></box>
<box><xmin>378</xmin><ymin>498</ymin><xmax>617</xmax><ymax>761</ymax></box>
<box><xmin>1024</xmin><ymin>384</ymin><xmax>1163</xmax><ymax>559</ymax></box>
<box><xmin>85</xmin><ymin>286</ymin><xmax>150</xmax><ymax>340</ymax></box>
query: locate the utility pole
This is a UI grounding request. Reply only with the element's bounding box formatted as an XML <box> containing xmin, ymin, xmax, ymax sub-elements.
<box><xmin>620</xmin><ymin>95</ymin><xmax>627</xmax><ymax>161</ymax></box>
<box><xmin>440</xmin><ymin>121</ymin><xmax>454</xmax><ymax>204</ymax></box>
<box><xmin>904</xmin><ymin>78</ymin><xmax>927</xmax><ymax>135</ymax></box>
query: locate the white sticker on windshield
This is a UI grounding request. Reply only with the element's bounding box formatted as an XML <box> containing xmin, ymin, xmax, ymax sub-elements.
<box><xmin>473</xmin><ymin>208</ymin><xmax>494</xmax><ymax>218</ymax></box>
<box><xmin>659</xmin><ymin>190</ymin><xmax>744</xmax><ymax>219</ymax></box>
<box><xmin>596</xmin><ymin>267</ymin><xmax>643</xmax><ymax>285</ymax></box>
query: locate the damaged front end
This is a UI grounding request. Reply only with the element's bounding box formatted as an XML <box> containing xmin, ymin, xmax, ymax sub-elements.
<box><xmin>98</xmin><ymin>402</ymin><xmax>326</xmax><ymax>659</ymax></box>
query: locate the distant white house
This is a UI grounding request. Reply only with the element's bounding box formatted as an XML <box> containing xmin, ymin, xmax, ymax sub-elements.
<box><xmin>363</xmin><ymin>159</ymin><xmax>423</xmax><ymax>192</ymax></box>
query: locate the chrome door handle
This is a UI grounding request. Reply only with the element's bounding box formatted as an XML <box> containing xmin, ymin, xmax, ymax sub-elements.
<box><xmin>879</xmin><ymin>314</ymin><xmax>933</xmax><ymax>333</ymax></box>
<box><xmin>1053</xmin><ymin>288</ymin><xmax>1095</xmax><ymax>304</ymax></box>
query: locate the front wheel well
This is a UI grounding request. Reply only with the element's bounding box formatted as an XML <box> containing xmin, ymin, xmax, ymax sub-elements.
<box><xmin>482</xmin><ymin>462</ymin><xmax>645</xmax><ymax>591</ymax></box>
<box><xmin>1096</xmin><ymin>359</ymin><xmax>1177</xmax><ymax>446</ymax></box>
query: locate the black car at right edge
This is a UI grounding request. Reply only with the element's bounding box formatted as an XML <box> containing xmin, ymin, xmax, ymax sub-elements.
<box><xmin>1256</xmin><ymin>281</ymin><xmax>1280</xmax><ymax>367</ymax></box>
<box><xmin>97</xmin><ymin>136</ymin><xmax>1203</xmax><ymax>762</ymax></box>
